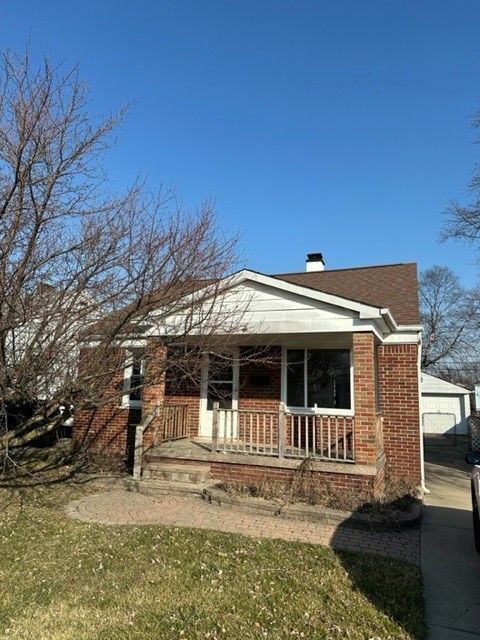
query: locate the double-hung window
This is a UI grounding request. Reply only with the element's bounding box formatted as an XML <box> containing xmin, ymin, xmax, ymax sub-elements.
<box><xmin>286</xmin><ymin>349</ymin><xmax>351</xmax><ymax>412</ymax></box>
<box><xmin>122</xmin><ymin>350</ymin><xmax>144</xmax><ymax>407</ymax></box>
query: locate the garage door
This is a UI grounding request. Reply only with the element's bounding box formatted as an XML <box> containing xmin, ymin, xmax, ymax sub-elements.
<box><xmin>422</xmin><ymin>412</ymin><xmax>457</xmax><ymax>435</ymax></box>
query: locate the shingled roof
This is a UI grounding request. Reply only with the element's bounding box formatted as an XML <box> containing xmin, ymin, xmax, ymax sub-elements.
<box><xmin>273</xmin><ymin>262</ymin><xmax>420</xmax><ymax>326</ymax></box>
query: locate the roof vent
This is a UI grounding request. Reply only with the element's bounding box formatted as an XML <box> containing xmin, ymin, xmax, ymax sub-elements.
<box><xmin>306</xmin><ymin>253</ymin><xmax>325</xmax><ymax>272</ymax></box>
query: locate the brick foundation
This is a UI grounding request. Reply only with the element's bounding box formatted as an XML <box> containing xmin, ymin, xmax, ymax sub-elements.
<box><xmin>210</xmin><ymin>461</ymin><xmax>378</xmax><ymax>493</ymax></box>
<box><xmin>144</xmin><ymin>454</ymin><xmax>383</xmax><ymax>499</ymax></box>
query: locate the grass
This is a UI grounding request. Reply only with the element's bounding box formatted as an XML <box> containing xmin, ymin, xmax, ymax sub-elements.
<box><xmin>0</xmin><ymin>483</ymin><xmax>425</xmax><ymax>640</ymax></box>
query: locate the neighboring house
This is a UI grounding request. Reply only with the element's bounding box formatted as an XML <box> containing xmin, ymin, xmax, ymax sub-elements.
<box><xmin>74</xmin><ymin>254</ymin><xmax>424</xmax><ymax>497</ymax></box>
<box><xmin>421</xmin><ymin>373</ymin><xmax>471</xmax><ymax>435</ymax></box>
<box><xmin>8</xmin><ymin>284</ymin><xmax>100</xmax><ymax>400</ymax></box>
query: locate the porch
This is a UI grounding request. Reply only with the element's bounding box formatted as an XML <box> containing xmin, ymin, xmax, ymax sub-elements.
<box><xmin>139</xmin><ymin>404</ymin><xmax>359</xmax><ymax>458</ymax></box>
<box><xmin>134</xmin><ymin>332</ymin><xmax>384</xmax><ymax>483</ymax></box>
<box><xmin>141</xmin><ymin>435</ymin><xmax>379</xmax><ymax>480</ymax></box>
<box><xmin>134</xmin><ymin>400</ymin><xmax>384</xmax><ymax>488</ymax></box>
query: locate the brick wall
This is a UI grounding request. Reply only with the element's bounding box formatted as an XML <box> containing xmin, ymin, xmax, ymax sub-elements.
<box><xmin>142</xmin><ymin>340</ymin><xmax>167</xmax><ymax>449</ymax></box>
<box><xmin>143</xmin><ymin>340</ymin><xmax>167</xmax><ymax>413</ymax></box>
<box><xmin>73</xmin><ymin>346</ymin><xmax>141</xmax><ymax>462</ymax></box>
<box><xmin>164</xmin><ymin>394</ymin><xmax>200</xmax><ymax>439</ymax></box>
<box><xmin>352</xmin><ymin>333</ymin><xmax>379</xmax><ymax>466</ymax></box>
<box><xmin>377</xmin><ymin>343</ymin><xmax>421</xmax><ymax>485</ymax></box>
<box><xmin>210</xmin><ymin>461</ymin><xmax>377</xmax><ymax>494</ymax></box>
<box><xmin>144</xmin><ymin>343</ymin><xmax>200</xmax><ymax>450</ymax></box>
<box><xmin>236</xmin><ymin>347</ymin><xmax>282</xmax><ymax>443</ymax></box>
<box><xmin>74</xmin><ymin>405</ymin><xmax>141</xmax><ymax>461</ymax></box>
<box><xmin>72</xmin><ymin>337</ymin><xmax>412</xmax><ymax>496</ymax></box>
<box><xmin>238</xmin><ymin>346</ymin><xmax>281</xmax><ymax>411</ymax></box>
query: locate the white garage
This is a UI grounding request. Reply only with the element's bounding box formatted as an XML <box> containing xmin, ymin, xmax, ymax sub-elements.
<box><xmin>421</xmin><ymin>373</ymin><xmax>471</xmax><ymax>435</ymax></box>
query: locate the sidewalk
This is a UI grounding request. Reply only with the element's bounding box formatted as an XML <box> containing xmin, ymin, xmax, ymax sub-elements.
<box><xmin>422</xmin><ymin>439</ymin><xmax>480</xmax><ymax>639</ymax></box>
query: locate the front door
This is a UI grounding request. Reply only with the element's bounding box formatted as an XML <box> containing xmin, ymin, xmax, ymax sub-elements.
<box><xmin>200</xmin><ymin>351</ymin><xmax>239</xmax><ymax>437</ymax></box>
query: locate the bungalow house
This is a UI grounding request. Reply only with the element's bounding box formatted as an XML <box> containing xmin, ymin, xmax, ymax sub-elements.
<box><xmin>74</xmin><ymin>254</ymin><xmax>424</xmax><ymax>498</ymax></box>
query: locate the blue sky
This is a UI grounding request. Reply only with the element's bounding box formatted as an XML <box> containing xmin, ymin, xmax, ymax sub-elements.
<box><xmin>2</xmin><ymin>1</ymin><xmax>480</xmax><ymax>284</ymax></box>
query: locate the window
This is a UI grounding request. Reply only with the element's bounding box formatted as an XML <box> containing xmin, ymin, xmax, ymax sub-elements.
<box><xmin>207</xmin><ymin>354</ymin><xmax>234</xmax><ymax>410</ymax></box>
<box><xmin>286</xmin><ymin>349</ymin><xmax>351</xmax><ymax>410</ymax></box>
<box><xmin>123</xmin><ymin>350</ymin><xmax>144</xmax><ymax>406</ymax></box>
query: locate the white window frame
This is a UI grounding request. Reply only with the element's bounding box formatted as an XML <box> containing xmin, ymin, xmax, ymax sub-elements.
<box><xmin>199</xmin><ymin>349</ymin><xmax>239</xmax><ymax>437</ymax></box>
<box><xmin>281</xmin><ymin>346</ymin><xmax>354</xmax><ymax>416</ymax></box>
<box><xmin>121</xmin><ymin>351</ymin><xmax>145</xmax><ymax>408</ymax></box>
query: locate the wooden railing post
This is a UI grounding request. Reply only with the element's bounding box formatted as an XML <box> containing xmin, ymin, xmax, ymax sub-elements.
<box><xmin>278</xmin><ymin>402</ymin><xmax>286</xmax><ymax>459</ymax></box>
<box><xmin>212</xmin><ymin>402</ymin><xmax>220</xmax><ymax>451</ymax></box>
<box><xmin>132</xmin><ymin>403</ymin><xmax>159</xmax><ymax>480</ymax></box>
<box><xmin>132</xmin><ymin>423</ymin><xmax>144</xmax><ymax>480</ymax></box>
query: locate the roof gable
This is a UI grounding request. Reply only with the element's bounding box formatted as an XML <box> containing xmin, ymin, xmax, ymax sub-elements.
<box><xmin>421</xmin><ymin>373</ymin><xmax>471</xmax><ymax>395</ymax></box>
<box><xmin>141</xmin><ymin>270</ymin><xmax>397</xmax><ymax>339</ymax></box>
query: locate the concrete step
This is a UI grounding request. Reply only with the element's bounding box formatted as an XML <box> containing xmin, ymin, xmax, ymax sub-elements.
<box><xmin>141</xmin><ymin>462</ymin><xmax>211</xmax><ymax>484</ymax></box>
<box><xmin>125</xmin><ymin>477</ymin><xmax>210</xmax><ymax>498</ymax></box>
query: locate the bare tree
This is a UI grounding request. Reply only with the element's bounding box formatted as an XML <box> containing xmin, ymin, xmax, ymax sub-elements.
<box><xmin>420</xmin><ymin>265</ymin><xmax>480</xmax><ymax>383</ymax></box>
<box><xmin>0</xmin><ymin>49</ymin><xmax>246</xmax><ymax>470</ymax></box>
<box><xmin>438</xmin><ymin>106</ymin><xmax>480</xmax><ymax>386</ymax></box>
<box><xmin>443</xmin><ymin>108</ymin><xmax>480</xmax><ymax>247</ymax></box>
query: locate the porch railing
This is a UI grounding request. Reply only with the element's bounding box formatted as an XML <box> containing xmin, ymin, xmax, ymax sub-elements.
<box><xmin>160</xmin><ymin>404</ymin><xmax>189</xmax><ymax>442</ymax></box>
<box><xmin>133</xmin><ymin>403</ymin><xmax>189</xmax><ymax>479</ymax></box>
<box><xmin>211</xmin><ymin>402</ymin><xmax>355</xmax><ymax>462</ymax></box>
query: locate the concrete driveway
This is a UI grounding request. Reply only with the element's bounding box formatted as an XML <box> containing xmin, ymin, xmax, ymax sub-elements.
<box><xmin>422</xmin><ymin>435</ymin><xmax>480</xmax><ymax>639</ymax></box>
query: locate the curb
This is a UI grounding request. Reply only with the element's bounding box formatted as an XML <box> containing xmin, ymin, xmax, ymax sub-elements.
<box><xmin>201</xmin><ymin>486</ymin><xmax>422</xmax><ymax>532</ymax></box>
<box><xmin>125</xmin><ymin>477</ymin><xmax>210</xmax><ymax>498</ymax></box>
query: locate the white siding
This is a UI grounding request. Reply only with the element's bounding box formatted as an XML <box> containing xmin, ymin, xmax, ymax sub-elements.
<box><xmin>156</xmin><ymin>280</ymin><xmax>368</xmax><ymax>336</ymax></box>
<box><xmin>422</xmin><ymin>393</ymin><xmax>470</xmax><ymax>435</ymax></box>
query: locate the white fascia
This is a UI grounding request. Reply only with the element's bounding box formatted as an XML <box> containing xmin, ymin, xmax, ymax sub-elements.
<box><xmin>81</xmin><ymin>337</ymin><xmax>148</xmax><ymax>348</ymax></box>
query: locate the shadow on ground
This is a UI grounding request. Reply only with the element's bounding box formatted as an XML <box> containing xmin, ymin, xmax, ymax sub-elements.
<box><xmin>331</xmin><ymin>500</ymin><xmax>426</xmax><ymax>640</ymax></box>
<box><xmin>423</xmin><ymin>435</ymin><xmax>471</xmax><ymax>473</ymax></box>
<box><xmin>326</xmin><ymin>433</ymin><xmax>474</xmax><ymax>639</ymax></box>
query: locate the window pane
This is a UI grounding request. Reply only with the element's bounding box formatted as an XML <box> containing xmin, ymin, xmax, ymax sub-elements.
<box><xmin>307</xmin><ymin>349</ymin><xmax>350</xmax><ymax>409</ymax></box>
<box><xmin>209</xmin><ymin>354</ymin><xmax>233</xmax><ymax>382</ymax></box>
<box><xmin>129</xmin><ymin>354</ymin><xmax>144</xmax><ymax>402</ymax></box>
<box><xmin>287</xmin><ymin>349</ymin><xmax>305</xmax><ymax>407</ymax></box>
<box><xmin>207</xmin><ymin>382</ymin><xmax>233</xmax><ymax>410</ymax></box>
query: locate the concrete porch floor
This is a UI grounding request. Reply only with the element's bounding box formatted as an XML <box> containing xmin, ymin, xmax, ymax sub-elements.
<box><xmin>143</xmin><ymin>437</ymin><xmax>376</xmax><ymax>476</ymax></box>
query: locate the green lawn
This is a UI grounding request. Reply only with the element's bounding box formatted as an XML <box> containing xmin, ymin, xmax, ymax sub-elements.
<box><xmin>0</xmin><ymin>484</ymin><xmax>425</xmax><ymax>640</ymax></box>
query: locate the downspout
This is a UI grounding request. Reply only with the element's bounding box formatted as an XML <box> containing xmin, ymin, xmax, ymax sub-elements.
<box><xmin>417</xmin><ymin>331</ymin><xmax>429</xmax><ymax>494</ymax></box>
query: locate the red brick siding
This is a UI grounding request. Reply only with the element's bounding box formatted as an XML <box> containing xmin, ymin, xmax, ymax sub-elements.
<box><xmin>143</xmin><ymin>340</ymin><xmax>167</xmax><ymax>414</ymax></box>
<box><xmin>73</xmin><ymin>346</ymin><xmax>140</xmax><ymax>459</ymax></box>
<box><xmin>236</xmin><ymin>347</ymin><xmax>281</xmax><ymax>442</ymax></box>
<box><xmin>165</xmin><ymin>394</ymin><xmax>200</xmax><ymax>439</ymax></box>
<box><xmin>377</xmin><ymin>343</ymin><xmax>421</xmax><ymax>485</ymax></box>
<box><xmin>73</xmin><ymin>336</ymin><xmax>414</xmax><ymax>496</ymax></box>
<box><xmin>238</xmin><ymin>347</ymin><xmax>281</xmax><ymax>411</ymax></box>
<box><xmin>352</xmin><ymin>333</ymin><xmax>379</xmax><ymax>465</ymax></box>
<box><xmin>210</xmin><ymin>461</ymin><xmax>377</xmax><ymax>494</ymax></box>
<box><xmin>74</xmin><ymin>405</ymin><xmax>141</xmax><ymax>459</ymax></box>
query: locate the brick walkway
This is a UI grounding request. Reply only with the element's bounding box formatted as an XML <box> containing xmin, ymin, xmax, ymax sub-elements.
<box><xmin>66</xmin><ymin>490</ymin><xmax>420</xmax><ymax>564</ymax></box>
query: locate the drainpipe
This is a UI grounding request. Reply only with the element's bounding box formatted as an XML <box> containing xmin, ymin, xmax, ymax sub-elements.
<box><xmin>417</xmin><ymin>331</ymin><xmax>429</xmax><ymax>494</ymax></box>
